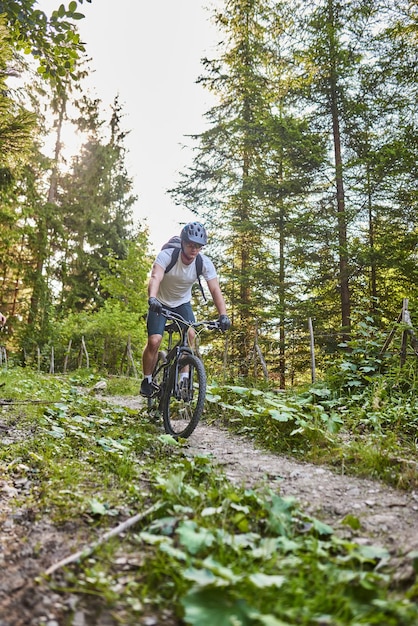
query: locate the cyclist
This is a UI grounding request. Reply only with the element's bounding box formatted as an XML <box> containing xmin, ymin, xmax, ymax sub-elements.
<box><xmin>140</xmin><ymin>221</ymin><xmax>230</xmax><ymax>397</ymax></box>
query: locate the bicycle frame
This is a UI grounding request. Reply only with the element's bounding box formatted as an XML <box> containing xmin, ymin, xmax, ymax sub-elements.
<box><xmin>153</xmin><ymin>318</ymin><xmax>194</xmax><ymax>408</ymax></box>
<box><xmin>148</xmin><ymin>308</ymin><xmax>220</xmax><ymax>435</ymax></box>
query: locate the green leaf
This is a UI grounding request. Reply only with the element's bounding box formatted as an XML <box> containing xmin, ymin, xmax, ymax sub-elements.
<box><xmin>248</xmin><ymin>572</ymin><xmax>286</xmax><ymax>588</ymax></box>
<box><xmin>159</xmin><ymin>542</ymin><xmax>188</xmax><ymax>561</ymax></box>
<box><xmin>49</xmin><ymin>425</ymin><xmax>65</xmax><ymax>438</ymax></box>
<box><xmin>309</xmin><ymin>386</ymin><xmax>331</xmax><ymax>398</ymax></box>
<box><xmin>227</xmin><ymin>385</ymin><xmax>250</xmax><ymax>394</ymax></box>
<box><xmin>89</xmin><ymin>498</ymin><xmax>107</xmax><ymax>515</ymax></box>
<box><xmin>182</xmin><ymin>589</ymin><xmax>253</xmax><ymax>626</ymax></box>
<box><xmin>137</xmin><ymin>531</ymin><xmax>170</xmax><ymax>546</ymax></box>
<box><xmin>248</xmin><ymin>614</ymin><xmax>291</xmax><ymax>626</ymax></box>
<box><xmin>201</xmin><ymin>506</ymin><xmax>223</xmax><ymax>517</ymax></box>
<box><xmin>268</xmin><ymin>409</ymin><xmax>291</xmax><ymax>422</ymax></box>
<box><xmin>202</xmin><ymin>556</ymin><xmax>241</xmax><ymax>583</ymax></box>
<box><xmin>341</xmin><ymin>514</ymin><xmax>361</xmax><ymax>530</ymax></box>
<box><xmin>355</xmin><ymin>544</ymin><xmax>390</xmax><ymax>562</ymax></box>
<box><xmin>206</xmin><ymin>392</ymin><xmax>221</xmax><ymax>403</ymax></box>
<box><xmin>183</xmin><ymin>567</ymin><xmax>219</xmax><ymax>587</ymax></box>
<box><xmin>177</xmin><ymin>521</ymin><xmax>215</xmax><ymax>555</ymax></box>
<box><xmin>311</xmin><ymin>518</ymin><xmax>334</xmax><ymax>536</ymax></box>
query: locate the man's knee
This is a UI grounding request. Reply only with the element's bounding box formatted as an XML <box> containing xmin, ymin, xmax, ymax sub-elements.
<box><xmin>147</xmin><ymin>334</ymin><xmax>162</xmax><ymax>352</ymax></box>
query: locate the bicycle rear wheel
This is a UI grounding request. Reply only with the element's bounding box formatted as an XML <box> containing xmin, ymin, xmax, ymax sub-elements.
<box><xmin>161</xmin><ymin>353</ymin><xmax>206</xmax><ymax>438</ymax></box>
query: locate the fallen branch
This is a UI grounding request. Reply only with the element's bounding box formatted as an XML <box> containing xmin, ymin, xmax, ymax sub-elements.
<box><xmin>0</xmin><ymin>399</ymin><xmax>61</xmax><ymax>405</ymax></box>
<box><xmin>391</xmin><ymin>456</ymin><xmax>418</xmax><ymax>469</ymax></box>
<box><xmin>44</xmin><ymin>501</ymin><xmax>164</xmax><ymax>576</ymax></box>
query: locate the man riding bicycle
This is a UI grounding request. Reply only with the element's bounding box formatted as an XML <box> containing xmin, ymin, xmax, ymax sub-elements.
<box><xmin>140</xmin><ymin>221</ymin><xmax>230</xmax><ymax>397</ymax></box>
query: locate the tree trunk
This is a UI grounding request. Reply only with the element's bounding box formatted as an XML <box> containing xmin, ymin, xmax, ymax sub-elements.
<box><xmin>327</xmin><ymin>0</ymin><xmax>350</xmax><ymax>337</ymax></box>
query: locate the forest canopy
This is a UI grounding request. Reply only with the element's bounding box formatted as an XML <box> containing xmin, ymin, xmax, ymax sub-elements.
<box><xmin>0</xmin><ymin>0</ymin><xmax>417</xmax><ymax>385</ymax></box>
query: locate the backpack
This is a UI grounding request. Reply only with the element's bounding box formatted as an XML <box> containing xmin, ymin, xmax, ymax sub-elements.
<box><xmin>161</xmin><ymin>236</ymin><xmax>207</xmax><ymax>301</ymax></box>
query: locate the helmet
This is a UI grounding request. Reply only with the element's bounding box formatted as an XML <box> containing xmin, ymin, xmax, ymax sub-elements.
<box><xmin>180</xmin><ymin>221</ymin><xmax>208</xmax><ymax>246</ymax></box>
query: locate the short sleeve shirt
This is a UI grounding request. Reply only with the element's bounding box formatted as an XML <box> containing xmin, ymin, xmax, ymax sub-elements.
<box><xmin>154</xmin><ymin>249</ymin><xmax>217</xmax><ymax>308</ymax></box>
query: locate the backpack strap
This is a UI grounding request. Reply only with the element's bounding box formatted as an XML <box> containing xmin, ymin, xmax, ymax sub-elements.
<box><xmin>164</xmin><ymin>247</ymin><xmax>180</xmax><ymax>274</ymax></box>
<box><xmin>195</xmin><ymin>254</ymin><xmax>207</xmax><ymax>302</ymax></box>
<box><xmin>164</xmin><ymin>248</ymin><xmax>207</xmax><ymax>302</ymax></box>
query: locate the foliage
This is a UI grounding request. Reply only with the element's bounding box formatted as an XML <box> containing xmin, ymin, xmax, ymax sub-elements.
<box><xmin>205</xmin><ymin>343</ymin><xmax>418</xmax><ymax>488</ymax></box>
<box><xmin>1</xmin><ymin>367</ymin><xmax>418</xmax><ymax>624</ymax></box>
<box><xmin>2</xmin><ymin>0</ymin><xmax>418</xmax><ymax>388</ymax></box>
<box><xmin>99</xmin><ymin>230</ymin><xmax>152</xmax><ymax>315</ymax></box>
<box><xmin>203</xmin><ymin>304</ymin><xmax>418</xmax><ymax>484</ymax></box>
<box><xmin>0</xmin><ymin>17</ymin><xmax>37</xmax><ymax>181</ymax></box>
<box><xmin>0</xmin><ymin>0</ymin><xmax>89</xmax><ymax>84</ymax></box>
<box><xmin>206</xmin><ymin>382</ymin><xmax>343</xmax><ymax>456</ymax></box>
<box><xmin>169</xmin><ymin>0</ymin><xmax>418</xmax><ymax>385</ymax></box>
<box><xmin>45</xmin><ymin>301</ymin><xmax>147</xmax><ymax>375</ymax></box>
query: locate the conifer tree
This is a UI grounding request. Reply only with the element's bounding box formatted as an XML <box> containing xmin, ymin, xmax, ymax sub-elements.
<box><xmin>56</xmin><ymin>96</ymin><xmax>136</xmax><ymax>314</ymax></box>
<box><xmin>171</xmin><ymin>0</ymin><xmax>326</xmax><ymax>382</ymax></box>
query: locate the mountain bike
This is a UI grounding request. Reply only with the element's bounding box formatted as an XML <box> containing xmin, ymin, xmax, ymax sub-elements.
<box><xmin>147</xmin><ymin>308</ymin><xmax>221</xmax><ymax>439</ymax></box>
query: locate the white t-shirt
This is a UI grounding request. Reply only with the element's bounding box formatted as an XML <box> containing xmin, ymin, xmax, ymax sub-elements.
<box><xmin>155</xmin><ymin>249</ymin><xmax>217</xmax><ymax>307</ymax></box>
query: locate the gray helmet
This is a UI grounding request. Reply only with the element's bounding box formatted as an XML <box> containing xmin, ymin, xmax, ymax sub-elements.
<box><xmin>180</xmin><ymin>222</ymin><xmax>208</xmax><ymax>246</ymax></box>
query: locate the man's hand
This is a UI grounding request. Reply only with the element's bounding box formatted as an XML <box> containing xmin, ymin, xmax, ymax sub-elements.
<box><xmin>218</xmin><ymin>314</ymin><xmax>231</xmax><ymax>332</ymax></box>
<box><xmin>148</xmin><ymin>297</ymin><xmax>162</xmax><ymax>314</ymax></box>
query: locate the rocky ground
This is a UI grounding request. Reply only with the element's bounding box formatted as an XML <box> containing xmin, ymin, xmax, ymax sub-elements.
<box><xmin>1</xmin><ymin>394</ymin><xmax>418</xmax><ymax>625</ymax></box>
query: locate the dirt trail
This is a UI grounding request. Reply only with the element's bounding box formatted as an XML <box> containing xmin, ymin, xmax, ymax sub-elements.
<box><xmin>110</xmin><ymin>395</ymin><xmax>418</xmax><ymax>580</ymax></box>
<box><xmin>1</xmin><ymin>394</ymin><xmax>418</xmax><ymax>625</ymax></box>
<box><xmin>187</xmin><ymin>423</ymin><xmax>418</xmax><ymax>568</ymax></box>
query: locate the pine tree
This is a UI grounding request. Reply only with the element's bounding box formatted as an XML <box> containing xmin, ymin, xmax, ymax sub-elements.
<box><xmin>171</xmin><ymin>0</ymin><xmax>327</xmax><ymax>382</ymax></box>
<box><xmin>56</xmin><ymin>96</ymin><xmax>136</xmax><ymax>314</ymax></box>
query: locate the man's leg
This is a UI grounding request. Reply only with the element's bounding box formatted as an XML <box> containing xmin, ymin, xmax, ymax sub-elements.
<box><xmin>140</xmin><ymin>334</ymin><xmax>162</xmax><ymax>397</ymax></box>
<box><xmin>170</xmin><ymin>303</ymin><xmax>196</xmax><ymax>383</ymax></box>
<box><xmin>141</xmin><ymin>308</ymin><xmax>167</xmax><ymax>397</ymax></box>
<box><xmin>142</xmin><ymin>334</ymin><xmax>163</xmax><ymax>377</ymax></box>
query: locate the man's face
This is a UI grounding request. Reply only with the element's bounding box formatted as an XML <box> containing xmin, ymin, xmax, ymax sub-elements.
<box><xmin>183</xmin><ymin>241</ymin><xmax>203</xmax><ymax>260</ymax></box>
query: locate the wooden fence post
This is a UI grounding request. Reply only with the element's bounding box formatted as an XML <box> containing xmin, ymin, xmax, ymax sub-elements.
<box><xmin>120</xmin><ymin>336</ymin><xmax>138</xmax><ymax>378</ymax></box>
<box><xmin>223</xmin><ymin>335</ymin><xmax>228</xmax><ymax>384</ymax></box>
<box><xmin>400</xmin><ymin>298</ymin><xmax>409</xmax><ymax>367</ymax></box>
<box><xmin>49</xmin><ymin>346</ymin><xmax>55</xmax><ymax>374</ymax></box>
<box><xmin>308</xmin><ymin>317</ymin><xmax>316</xmax><ymax>384</ymax></box>
<box><xmin>254</xmin><ymin>321</ymin><xmax>268</xmax><ymax>381</ymax></box>
<box><xmin>78</xmin><ymin>336</ymin><xmax>90</xmax><ymax>369</ymax></box>
<box><xmin>0</xmin><ymin>347</ymin><xmax>7</xmax><ymax>369</ymax></box>
<box><xmin>63</xmin><ymin>339</ymin><xmax>72</xmax><ymax>374</ymax></box>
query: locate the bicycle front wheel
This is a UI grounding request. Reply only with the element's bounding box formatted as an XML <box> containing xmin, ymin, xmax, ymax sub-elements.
<box><xmin>161</xmin><ymin>353</ymin><xmax>206</xmax><ymax>439</ymax></box>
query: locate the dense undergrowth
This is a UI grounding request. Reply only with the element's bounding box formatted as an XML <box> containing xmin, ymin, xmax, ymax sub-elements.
<box><xmin>207</xmin><ymin>373</ymin><xmax>418</xmax><ymax>490</ymax></box>
<box><xmin>208</xmin><ymin>317</ymin><xmax>418</xmax><ymax>491</ymax></box>
<box><xmin>1</xmin><ymin>366</ymin><xmax>418</xmax><ymax>624</ymax></box>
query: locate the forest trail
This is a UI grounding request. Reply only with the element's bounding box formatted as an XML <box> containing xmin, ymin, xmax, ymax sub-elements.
<box><xmin>1</xmin><ymin>393</ymin><xmax>418</xmax><ymax>625</ymax></box>
<box><xmin>108</xmin><ymin>395</ymin><xmax>418</xmax><ymax>583</ymax></box>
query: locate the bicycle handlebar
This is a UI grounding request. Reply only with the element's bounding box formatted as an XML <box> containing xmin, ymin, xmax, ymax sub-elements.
<box><xmin>160</xmin><ymin>307</ymin><xmax>221</xmax><ymax>331</ymax></box>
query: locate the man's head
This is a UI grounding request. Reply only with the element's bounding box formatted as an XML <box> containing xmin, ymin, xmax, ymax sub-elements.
<box><xmin>180</xmin><ymin>222</ymin><xmax>208</xmax><ymax>247</ymax></box>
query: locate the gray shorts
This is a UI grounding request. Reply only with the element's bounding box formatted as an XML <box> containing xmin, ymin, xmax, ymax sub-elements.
<box><xmin>146</xmin><ymin>302</ymin><xmax>195</xmax><ymax>336</ymax></box>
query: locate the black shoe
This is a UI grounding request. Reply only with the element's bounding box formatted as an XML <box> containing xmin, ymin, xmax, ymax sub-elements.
<box><xmin>140</xmin><ymin>378</ymin><xmax>159</xmax><ymax>398</ymax></box>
